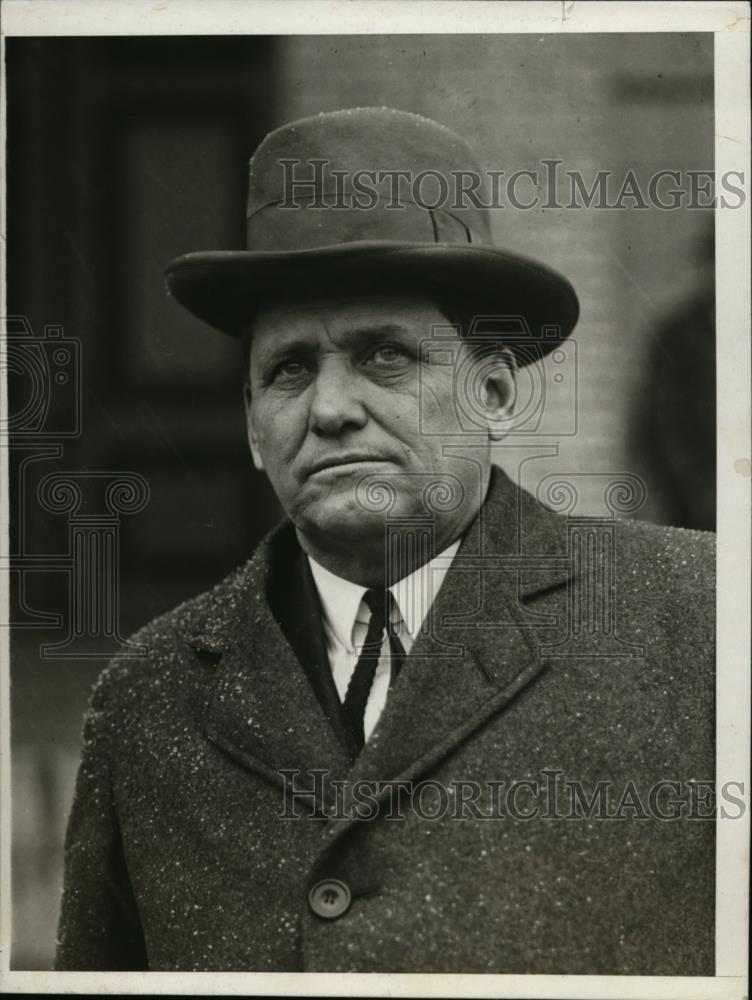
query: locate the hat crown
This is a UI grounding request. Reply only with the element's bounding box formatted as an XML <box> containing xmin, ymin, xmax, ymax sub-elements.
<box><xmin>165</xmin><ymin>107</ymin><xmax>580</xmax><ymax>352</ymax></box>
<box><xmin>245</xmin><ymin>106</ymin><xmax>492</xmax><ymax>251</ymax></box>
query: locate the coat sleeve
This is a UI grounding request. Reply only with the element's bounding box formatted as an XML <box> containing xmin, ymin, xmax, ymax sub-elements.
<box><xmin>54</xmin><ymin>669</ymin><xmax>148</xmax><ymax>970</ymax></box>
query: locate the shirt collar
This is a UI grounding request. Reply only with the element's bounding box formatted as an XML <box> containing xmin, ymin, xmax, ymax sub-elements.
<box><xmin>308</xmin><ymin>538</ymin><xmax>461</xmax><ymax>653</ymax></box>
<box><xmin>391</xmin><ymin>538</ymin><xmax>460</xmax><ymax>639</ymax></box>
<box><xmin>308</xmin><ymin>558</ymin><xmax>367</xmax><ymax>654</ymax></box>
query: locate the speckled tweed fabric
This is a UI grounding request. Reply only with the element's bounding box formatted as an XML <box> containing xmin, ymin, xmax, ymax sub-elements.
<box><xmin>55</xmin><ymin>468</ymin><xmax>715</xmax><ymax>973</ymax></box>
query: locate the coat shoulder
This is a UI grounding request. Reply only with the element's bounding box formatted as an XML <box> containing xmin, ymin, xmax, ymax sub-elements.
<box><xmin>609</xmin><ymin>517</ymin><xmax>715</xmax><ymax>653</ymax></box>
<box><xmin>613</xmin><ymin>516</ymin><xmax>715</xmax><ymax>585</ymax></box>
<box><xmin>86</xmin><ymin>555</ymin><xmax>260</xmax><ymax>714</ymax></box>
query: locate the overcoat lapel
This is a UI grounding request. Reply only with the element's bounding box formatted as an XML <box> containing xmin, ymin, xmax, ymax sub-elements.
<box><xmin>193</xmin><ymin>530</ymin><xmax>352</xmax><ymax>813</ymax></box>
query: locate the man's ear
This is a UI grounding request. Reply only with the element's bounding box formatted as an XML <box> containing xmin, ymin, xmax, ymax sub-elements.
<box><xmin>243</xmin><ymin>382</ymin><xmax>265</xmax><ymax>471</ymax></box>
<box><xmin>479</xmin><ymin>347</ymin><xmax>517</xmax><ymax>441</ymax></box>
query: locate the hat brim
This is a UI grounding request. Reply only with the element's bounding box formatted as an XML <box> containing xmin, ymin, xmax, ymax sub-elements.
<box><xmin>165</xmin><ymin>241</ymin><xmax>579</xmax><ymax>360</ymax></box>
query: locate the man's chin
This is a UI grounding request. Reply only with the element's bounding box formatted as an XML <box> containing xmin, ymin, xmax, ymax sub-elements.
<box><xmin>295</xmin><ymin>500</ymin><xmax>392</xmax><ymax>545</ymax></box>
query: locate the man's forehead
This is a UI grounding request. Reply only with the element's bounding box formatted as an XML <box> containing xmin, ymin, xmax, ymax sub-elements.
<box><xmin>252</xmin><ymin>287</ymin><xmax>451</xmax><ymax>338</ymax></box>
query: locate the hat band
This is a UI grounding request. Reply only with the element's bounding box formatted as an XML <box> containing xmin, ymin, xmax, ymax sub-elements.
<box><xmin>245</xmin><ymin>197</ymin><xmax>484</xmax><ymax>252</ymax></box>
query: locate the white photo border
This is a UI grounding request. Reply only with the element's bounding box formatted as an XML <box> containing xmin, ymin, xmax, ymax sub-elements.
<box><xmin>0</xmin><ymin>2</ymin><xmax>749</xmax><ymax>997</ymax></box>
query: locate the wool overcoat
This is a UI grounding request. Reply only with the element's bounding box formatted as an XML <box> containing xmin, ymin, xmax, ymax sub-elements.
<box><xmin>55</xmin><ymin>468</ymin><xmax>716</xmax><ymax>974</ymax></box>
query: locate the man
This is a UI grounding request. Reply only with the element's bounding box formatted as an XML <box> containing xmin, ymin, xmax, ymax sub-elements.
<box><xmin>55</xmin><ymin>108</ymin><xmax>715</xmax><ymax>974</ymax></box>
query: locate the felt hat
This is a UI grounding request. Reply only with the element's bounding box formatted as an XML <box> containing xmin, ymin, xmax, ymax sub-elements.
<box><xmin>165</xmin><ymin>107</ymin><xmax>579</xmax><ymax>359</ymax></box>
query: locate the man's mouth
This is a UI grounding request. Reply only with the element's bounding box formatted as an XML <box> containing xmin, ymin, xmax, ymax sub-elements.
<box><xmin>307</xmin><ymin>454</ymin><xmax>394</xmax><ymax>476</ymax></box>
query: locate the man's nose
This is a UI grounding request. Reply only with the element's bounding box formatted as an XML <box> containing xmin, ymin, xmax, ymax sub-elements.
<box><xmin>308</xmin><ymin>360</ymin><xmax>368</xmax><ymax>436</ymax></box>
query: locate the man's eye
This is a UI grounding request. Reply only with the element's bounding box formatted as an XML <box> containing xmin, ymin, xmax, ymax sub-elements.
<box><xmin>367</xmin><ymin>344</ymin><xmax>407</xmax><ymax>365</ymax></box>
<box><xmin>272</xmin><ymin>359</ymin><xmax>309</xmax><ymax>382</ymax></box>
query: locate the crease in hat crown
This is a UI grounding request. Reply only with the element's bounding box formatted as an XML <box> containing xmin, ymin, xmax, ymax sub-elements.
<box><xmin>245</xmin><ymin>105</ymin><xmax>492</xmax><ymax>247</ymax></box>
<box><xmin>164</xmin><ymin>104</ymin><xmax>580</xmax><ymax>357</ymax></box>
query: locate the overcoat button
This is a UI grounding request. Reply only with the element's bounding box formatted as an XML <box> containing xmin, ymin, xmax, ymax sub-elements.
<box><xmin>309</xmin><ymin>879</ymin><xmax>352</xmax><ymax>919</ymax></box>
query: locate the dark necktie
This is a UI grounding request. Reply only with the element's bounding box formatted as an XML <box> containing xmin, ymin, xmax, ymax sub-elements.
<box><xmin>342</xmin><ymin>589</ymin><xmax>406</xmax><ymax>754</ymax></box>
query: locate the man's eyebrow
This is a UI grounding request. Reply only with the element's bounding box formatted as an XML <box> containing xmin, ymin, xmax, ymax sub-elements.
<box><xmin>257</xmin><ymin>337</ymin><xmax>314</xmax><ymax>361</ymax></box>
<box><xmin>341</xmin><ymin>323</ymin><xmax>414</xmax><ymax>344</ymax></box>
<box><xmin>347</xmin><ymin>323</ymin><xmax>410</xmax><ymax>337</ymax></box>
<box><xmin>257</xmin><ymin>323</ymin><xmax>411</xmax><ymax>357</ymax></box>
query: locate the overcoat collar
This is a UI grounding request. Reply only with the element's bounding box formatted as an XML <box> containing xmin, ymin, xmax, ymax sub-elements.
<box><xmin>192</xmin><ymin>467</ymin><xmax>574</xmax><ymax>812</ymax></box>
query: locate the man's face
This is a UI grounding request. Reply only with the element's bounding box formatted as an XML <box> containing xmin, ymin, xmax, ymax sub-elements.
<box><xmin>245</xmin><ymin>287</ymin><xmax>513</xmax><ymax>554</ymax></box>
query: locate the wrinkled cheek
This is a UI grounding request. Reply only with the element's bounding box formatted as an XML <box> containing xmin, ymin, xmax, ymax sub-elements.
<box><xmin>419</xmin><ymin>378</ymin><xmax>462</xmax><ymax>431</ymax></box>
<box><xmin>382</xmin><ymin>381</ymin><xmax>451</xmax><ymax>438</ymax></box>
<box><xmin>253</xmin><ymin>403</ymin><xmax>307</xmax><ymax>468</ymax></box>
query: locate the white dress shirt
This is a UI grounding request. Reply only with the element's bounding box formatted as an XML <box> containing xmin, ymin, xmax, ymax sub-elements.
<box><xmin>308</xmin><ymin>540</ymin><xmax>461</xmax><ymax>741</ymax></box>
